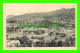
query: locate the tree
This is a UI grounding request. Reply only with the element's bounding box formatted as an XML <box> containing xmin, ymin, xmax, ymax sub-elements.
<box><xmin>48</xmin><ymin>40</ymin><xmax>57</xmax><ymax>47</ymax></box>
<box><xmin>45</xmin><ymin>42</ymin><xmax>50</xmax><ymax>47</ymax></box>
<box><xmin>57</xmin><ymin>41</ymin><xmax>63</xmax><ymax>47</ymax></box>
<box><xmin>35</xmin><ymin>41</ymin><xmax>45</xmax><ymax>47</ymax></box>
<box><xmin>35</xmin><ymin>41</ymin><xmax>41</xmax><ymax>47</ymax></box>
<box><xmin>65</xmin><ymin>37</ymin><xmax>75</xmax><ymax>47</ymax></box>
<box><xmin>39</xmin><ymin>41</ymin><xmax>45</xmax><ymax>47</ymax></box>
<box><xmin>70</xmin><ymin>37</ymin><xmax>75</xmax><ymax>46</ymax></box>
<box><xmin>18</xmin><ymin>36</ymin><xmax>31</xmax><ymax>47</ymax></box>
<box><xmin>65</xmin><ymin>37</ymin><xmax>71</xmax><ymax>47</ymax></box>
<box><xmin>34</xmin><ymin>30</ymin><xmax>45</xmax><ymax>35</ymax></box>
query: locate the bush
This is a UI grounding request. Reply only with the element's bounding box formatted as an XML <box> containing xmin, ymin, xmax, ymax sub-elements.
<box><xmin>48</xmin><ymin>40</ymin><xmax>57</xmax><ymax>47</ymax></box>
<box><xmin>16</xmin><ymin>36</ymin><xmax>31</xmax><ymax>47</ymax></box>
<box><xmin>34</xmin><ymin>30</ymin><xmax>45</xmax><ymax>35</ymax></box>
<box><xmin>57</xmin><ymin>41</ymin><xmax>63</xmax><ymax>47</ymax></box>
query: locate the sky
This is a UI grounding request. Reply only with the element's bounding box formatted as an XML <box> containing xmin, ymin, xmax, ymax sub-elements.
<box><xmin>3</xmin><ymin>3</ymin><xmax>76</xmax><ymax>16</ymax></box>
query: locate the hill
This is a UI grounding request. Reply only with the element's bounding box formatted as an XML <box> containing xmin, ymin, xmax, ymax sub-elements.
<box><xmin>7</xmin><ymin>8</ymin><xmax>75</xmax><ymax>23</ymax></box>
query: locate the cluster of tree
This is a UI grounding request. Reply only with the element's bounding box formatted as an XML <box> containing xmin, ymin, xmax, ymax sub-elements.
<box><xmin>15</xmin><ymin>36</ymin><xmax>32</xmax><ymax>47</ymax></box>
<box><xmin>34</xmin><ymin>30</ymin><xmax>45</xmax><ymax>35</ymax></box>
<box><xmin>10</xmin><ymin>36</ymin><xmax>75</xmax><ymax>47</ymax></box>
<box><xmin>34</xmin><ymin>37</ymin><xmax>75</xmax><ymax>47</ymax></box>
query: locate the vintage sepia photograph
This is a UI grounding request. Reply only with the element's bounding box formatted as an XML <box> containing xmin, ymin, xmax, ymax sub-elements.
<box><xmin>3</xmin><ymin>3</ymin><xmax>77</xmax><ymax>50</ymax></box>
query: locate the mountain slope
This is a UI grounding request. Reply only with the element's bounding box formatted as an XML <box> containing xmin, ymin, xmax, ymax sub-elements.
<box><xmin>7</xmin><ymin>8</ymin><xmax>75</xmax><ymax>23</ymax></box>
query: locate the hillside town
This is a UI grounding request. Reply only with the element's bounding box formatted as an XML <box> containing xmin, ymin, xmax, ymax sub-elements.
<box><xmin>6</xmin><ymin>8</ymin><xmax>76</xmax><ymax>47</ymax></box>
